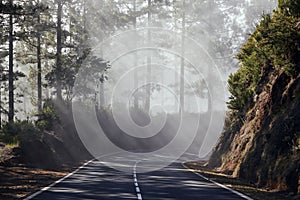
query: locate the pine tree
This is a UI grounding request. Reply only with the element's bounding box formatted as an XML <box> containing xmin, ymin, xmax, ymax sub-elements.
<box><xmin>227</xmin><ymin>0</ymin><xmax>300</xmax><ymax>115</ymax></box>
<box><xmin>15</xmin><ymin>0</ymin><xmax>50</xmax><ymax>116</ymax></box>
<box><xmin>0</xmin><ymin>0</ymin><xmax>24</xmax><ymax>122</ymax></box>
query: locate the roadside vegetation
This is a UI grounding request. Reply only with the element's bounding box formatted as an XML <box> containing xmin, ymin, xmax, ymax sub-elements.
<box><xmin>0</xmin><ymin>0</ymin><xmax>292</xmax><ymax>199</ymax></box>
<box><xmin>185</xmin><ymin>161</ymin><xmax>298</xmax><ymax>200</ymax></box>
<box><xmin>208</xmin><ymin>0</ymin><xmax>300</xmax><ymax>197</ymax></box>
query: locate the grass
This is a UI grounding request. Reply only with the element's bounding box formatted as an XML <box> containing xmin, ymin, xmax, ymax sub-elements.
<box><xmin>0</xmin><ymin>163</ymin><xmax>71</xmax><ymax>199</ymax></box>
<box><xmin>0</xmin><ymin>142</ymin><xmax>85</xmax><ymax>199</ymax></box>
<box><xmin>0</xmin><ymin>141</ymin><xmax>17</xmax><ymax>164</ymax></box>
<box><xmin>5</xmin><ymin>141</ymin><xmax>19</xmax><ymax>149</ymax></box>
<box><xmin>185</xmin><ymin>161</ymin><xmax>299</xmax><ymax>200</ymax></box>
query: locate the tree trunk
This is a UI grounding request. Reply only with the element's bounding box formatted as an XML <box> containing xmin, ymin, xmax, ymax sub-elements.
<box><xmin>99</xmin><ymin>35</ymin><xmax>105</xmax><ymax>108</ymax></box>
<box><xmin>0</xmin><ymin>0</ymin><xmax>2</xmax><ymax>124</ymax></box>
<box><xmin>83</xmin><ymin>0</ymin><xmax>86</xmax><ymax>30</ymax></box>
<box><xmin>37</xmin><ymin>0</ymin><xmax>42</xmax><ymax>115</ymax></box>
<box><xmin>145</xmin><ymin>0</ymin><xmax>152</xmax><ymax>112</ymax></box>
<box><xmin>56</xmin><ymin>0</ymin><xmax>62</xmax><ymax>101</ymax></box>
<box><xmin>100</xmin><ymin>75</ymin><xmax>105</xmax><ymax>107</ymax></box>
<box><xmin>173</xmin><ymin>16</ymin><xmax>178</xmax><ymax>110</ymax></box>
<box><xmin>0</xmin><ymin>84</ymin><xmax>2</xmax><ymax>128</ymax></box>
<box><xmin>8</xmin><ymin>0</ymin><xmax>14</xmax><ymax>122</ymax></box>
<box><xmin>180</xmin><ymin>0</ymin><xmax>186</xmax><ymax>113</ymax></box>
<box><xmin>133</xmin><ymin>0</ymin><xmax>138</xmax><ymax>109</ymax></box>
<box><xmin>207</xmin><ymin>72</ymin><xmax>212</xmax><ymax>113</ymax></box>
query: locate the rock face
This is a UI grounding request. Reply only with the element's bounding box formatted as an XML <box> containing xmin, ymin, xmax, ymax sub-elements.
<box><xmin>209</xmin><ymin>68</ymin><xmax>300</xmax><ymax>193</ymax></box>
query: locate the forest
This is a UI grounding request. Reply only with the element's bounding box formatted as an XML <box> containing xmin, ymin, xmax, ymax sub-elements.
<box><xmin>1</xmin><ymin>0</ymin><xmax>299</xmax><ymax>200</ymax></box>
<box><xmin>0</xmin><ymin>0</ymin><xmax>275</xmax><ymax>127</ymax></box>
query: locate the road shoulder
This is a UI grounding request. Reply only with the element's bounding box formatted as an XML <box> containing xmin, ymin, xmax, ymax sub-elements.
<box><xmin>184</xmin><ymin>161</ymin><xmax>299</xmax><ymax>200</ymax></box>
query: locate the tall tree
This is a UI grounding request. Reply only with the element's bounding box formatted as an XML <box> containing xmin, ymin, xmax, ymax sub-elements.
<box><xmin>145</xmin><ymin>0</ymin><xmax>152</xmax><ymax>112</ymax></box>
<box><xmin>133</xmin><ymin>0</ymin><xmax>139</xmax><ymax>109</ymax></box>
<box><xmin>179</xmin><ymin>0</ymin><xmax>186</xmax><ymax>113</ymax></box>
<box><xmin>56</xmin><ymin>0</ymin><xmax>62</xmax><ymax>101</ymax></box>
<box><xmin>36</xmin><ymin>0</ymin><xmax>42</xmax><ymax>114</ymax></box>
<box><xmin>0</xmin><ymin>0</ymin><xmax>5</xmax><ymax>125</ymax></box>
<box><xmin>0</xmin><ymin>0</ymin><xmax>26</xmax><ymax>122</ymax></box>
<box><xmin>8</xmin><ymin>0</ymin><xmax>14</xmax><ymax>122</ymax></box>
<box><xmin>15</xmin><ymin>0</ymin><xmax>53</xmax><ymax>116</ymax></box>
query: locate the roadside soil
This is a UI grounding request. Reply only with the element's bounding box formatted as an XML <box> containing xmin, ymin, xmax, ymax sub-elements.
<box><xmin>185</xmin><ymin>161</ymin><xmax>299</xmax><ymax>200</ymax></box>
<box><xmin>2</xmin><ymin>142</ymin><xmax>298</xmax><ymax>200</ymax></box>
<box><xmin>0</xmin><ymin>144</ymin><xmax>83</xmax><ymax>200</ymax></box>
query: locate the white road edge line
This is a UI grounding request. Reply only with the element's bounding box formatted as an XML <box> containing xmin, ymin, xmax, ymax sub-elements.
<box><xmin>182</xmin><ymin>163</ymin><xmax>254</xmax><ymax>200</ymax></box>
<box><xmin>23</xmin><ymin>159</ymin><xmax>95</xmax><ymax>200</ymax></box>
<box><xmin>133</xmin><ymin>162</ymin><xmax>143</xmax><ymax>200</ymax></box>
<box><xmin>23</xmin><ymin>151</ymin><xmax>126</xmax><ymax>200</ymax></box>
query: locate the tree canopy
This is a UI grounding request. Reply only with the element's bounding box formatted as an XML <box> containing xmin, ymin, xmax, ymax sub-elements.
<box><xmin>227</xmin><ymin>0</ymin><xmax>300</xmax><ymax>114</ymax></box>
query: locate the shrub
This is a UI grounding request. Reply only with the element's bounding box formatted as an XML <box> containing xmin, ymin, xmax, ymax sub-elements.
<box><xmin>36</xmin><ymin>99</ymin><xmax>58</xmax><ymax>131</ymax></box>
<box><xmin>227</xmin><ymin>6</ymin><xmax>300</xmax><ymax>114</ymax></box>
<box><xmin>0</xmin><ymin>120</ymin><xmax>40</xmax><ymax>145</ymax></box>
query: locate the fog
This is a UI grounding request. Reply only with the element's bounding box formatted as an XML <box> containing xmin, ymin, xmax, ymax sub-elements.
<box><xmin>0</xmin><ymin>0</ymin><xmax>275</xmax><ymax>173</ymax></box>
<box><xmin>69</xmin><ymin>0</ymin><xmax>280</xmax><ymax>173</ymax></box>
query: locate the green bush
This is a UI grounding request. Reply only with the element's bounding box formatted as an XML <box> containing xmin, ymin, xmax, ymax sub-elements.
<box><xmin>36</xmin><ymin>99</ymin><xmax>58</xmax><ymax>131</ymax></box>
<box><xmin>227</xmin><ymin>4</ymin><xmax>300</xmax><ymax>114</ymax></box>
<box><xmin>0</xmin><ymin>120</ymin><xmax>40</xmax><ymax>145</ymax></box>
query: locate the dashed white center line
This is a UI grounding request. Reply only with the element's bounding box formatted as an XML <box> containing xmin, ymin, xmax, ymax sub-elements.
<box><xmin>133</xmin><ymin>162</ymin><xmax>143</xmax><ymax>200</ymax></box>
<box><xmin>137</xmin><ymin>193</ymin><xmax>143</xmax><ymax>200</ymax></box>
<box><xmin>136</xmin><ymin>187</ymin><xmax>140</xmax><ymax>193</ymax></box>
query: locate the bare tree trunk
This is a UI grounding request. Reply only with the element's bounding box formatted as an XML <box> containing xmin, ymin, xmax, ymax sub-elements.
<box><xmin>174</xmin><ymin>16</ymin><xmax>178</xmax><ymax>110</ymax></box>
<box><xmin>145</xmin><ymin>0</ymin><xmax>152</xmax><ymax>112</ymax></box>
<box><xmin>8</xmin><ymin>0</ymin><xmax>14</xmax><ymax>122</ymax></box>
<box><xmin>207</xmin><ymin>72</ymin><xmax>212</xmax><ymax>113</ymax></box>
<box><xmin>174</xmin><ymin>58</ymin><xmax>179</xmax><ymax>110</ymax></box>
<box><xmin>0</xmin><ymin>83</ymin><xmax>2</xmax><ymax>127</ymax></box>
<box><xmin>0</xmin><ymin>0</ymin><xmax>2</xmax><ymax>126</ymax></box>
<box><xmin>99</xmin><ymin>75</ymin><xmax>105</xmax><ymax>107</ymax></box>
<box><xmin>83</xmin><ymin>0</ymin><xmax>86</xmax><ymax>30</ymax></box>
<box><xmin>133</xmin><ymin>0</ymin><xmax>138</xmax><ymax>109</ymax></box>
<box><xmin>37</xmin><ymin>0</ymin><xmax>42</xmax><ymax>115</ymax></box>
<box><xmin>56</xmin><ymin>0</ymin><xmax>62</xmax><ymax>101</ymax></box>
<box><xmin>161</xmin><ymin>70</ymin><xmax>164</xmax><ymax>106</ymax></box>
<box><xmin>179</xmin><ymin>0</ymin><xmax>186</xmax><ymax>113</ymax></box>
<box><xmin>99</xmin><ymin>33</ymin><xmax>105</xmax><ymax>107</ymax></box>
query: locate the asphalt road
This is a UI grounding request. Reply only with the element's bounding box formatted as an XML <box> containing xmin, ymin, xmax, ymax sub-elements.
<box><xmin>24</xmin><ymin>157</ymin><xmax>251</xmax><ymax>200</ymax></box>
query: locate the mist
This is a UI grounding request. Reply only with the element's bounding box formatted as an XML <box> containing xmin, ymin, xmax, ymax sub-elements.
<box><xmin>0</xmin><ymin>0</ymin><xmax>277</xmax><ymax>172</ymax></box>
<box><xmin>65</xmin><ymin>0</ymin><xmax>278</xmax><ymax>173</ymax></box>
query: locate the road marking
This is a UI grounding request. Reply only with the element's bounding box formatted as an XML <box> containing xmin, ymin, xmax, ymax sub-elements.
<box><xmin>136</xmin><ymin>187</ymin><xmax>140</xmax><ymax>192</ymax></box>
<box><xmin>133</xmin><ymin>162</ymin><xmax>143</xmax><ymax>200</ymax></box>
<box><xmin>23</xmin><ymin>151</ymin><xmax>124</xmax><ymax>200</ymax></box>
<box><xmin>23</xmin><ymin>159</ymin><xmax>95</xmax><ymax>200</ymax></box>
<box><xmin>182</xmin><ymin>163</ymin><xmax>254</xmax><ymax>200</ymax></box>
<box><xmin>137</xmin><ymin>193</ymin><xmax>143</xmax><ymax>200</ymax></box>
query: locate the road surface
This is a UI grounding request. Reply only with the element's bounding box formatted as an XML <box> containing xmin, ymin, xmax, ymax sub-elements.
<box><xmin>24</xmin><ymin>156</ymin><xmax>252</xmax><ymax>200</ymax></box>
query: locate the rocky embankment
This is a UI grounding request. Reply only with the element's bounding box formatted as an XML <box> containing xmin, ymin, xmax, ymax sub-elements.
<box><xmin>208</xmin><ymin>2</ymin><xmax>300</xmax><ymax>195</ymax></box>
<box><xmin>209</xmin><ymin>69</ymin><xmax>300</xmax><ymax>194</ymax></box>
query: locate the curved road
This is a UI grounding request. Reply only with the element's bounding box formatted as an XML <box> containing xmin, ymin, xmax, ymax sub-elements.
<box><xmin>24</xmin><ymin>158</ymin><xmax>252</xmax><ymax>200</ymax></box>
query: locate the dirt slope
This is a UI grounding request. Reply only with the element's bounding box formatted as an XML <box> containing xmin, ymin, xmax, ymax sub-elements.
<box><xmin>209</xmin><ymin>69</ymin><xmax>300</xmax><ymax>194</ymax></box>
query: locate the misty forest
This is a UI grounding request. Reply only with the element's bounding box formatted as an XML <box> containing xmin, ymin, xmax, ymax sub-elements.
<box><xmin>0</xmin><ymin>0</ymin><xmax>300</xmax><ymax>199</ymax></box>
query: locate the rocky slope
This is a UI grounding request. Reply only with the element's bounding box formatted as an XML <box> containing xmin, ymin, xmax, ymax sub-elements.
<box><xmin>209</xmin><ymin>69</ymin><xmax>300</xmax><ymax>194</ymax></box>
<box><xmin>208</xmin><ymin>1</ymin><xmax>300</xmax><ymax>195</ymax></box>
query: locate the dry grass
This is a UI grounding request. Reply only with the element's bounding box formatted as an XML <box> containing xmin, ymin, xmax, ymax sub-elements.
<box><xmin>0</xmin><ymin>162</ymin><xmax>81</xmax><ymax>200</ymax></box>
<box><xmin>5</xmin><ymin>142</ymin><xmax>19</xmax><ymax>149</ymax></box>
<box><xmin>0</xmin><ymin>144</ymin><xmax>83</xmax><ymax>200</ymax></box>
